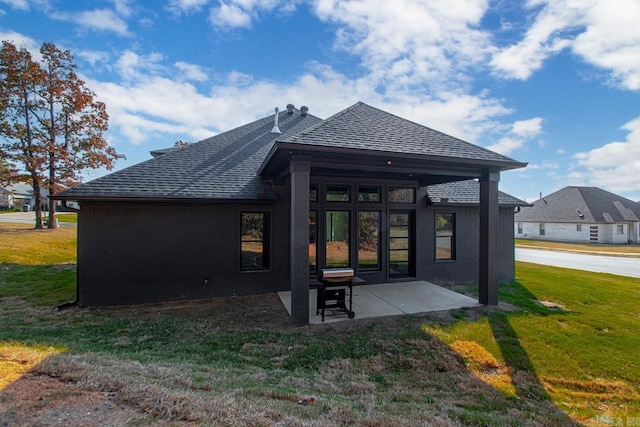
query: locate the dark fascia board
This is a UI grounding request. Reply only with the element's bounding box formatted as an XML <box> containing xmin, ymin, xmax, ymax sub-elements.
<box><xmin>434</xmin><ymin>202</ymin><xmax>531</xmax><ymax>208</ymax></box>
<box><xmin>257</xmin><ymin>142</ymin><xmax>281</xmax><ymax>176</ymax></box>
<box><xmin>51</xmin><ymin>195</ymin><xmax>278</xmax><ymax>205</ymax></box>
<box><xmin>259</xmin><ymin>142</ymin><xmax>528</xmax><ymax>177</ymax></box>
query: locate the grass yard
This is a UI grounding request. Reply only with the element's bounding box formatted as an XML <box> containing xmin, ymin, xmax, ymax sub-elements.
<box><xmin>50</xmin><ymin>212</ymin><xmax>78</xmax><ymax>223</ymax></box>
<box><xmin>0</xmin><ymin>224</ymin><xmax>639</xmax><ymax>425</ymax></box>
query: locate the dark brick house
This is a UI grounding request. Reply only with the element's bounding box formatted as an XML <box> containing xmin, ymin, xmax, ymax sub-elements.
<box><xmin>55</xmin><ymin>102</ymin><xmax>527</xmax><ymax>325</ymax></box>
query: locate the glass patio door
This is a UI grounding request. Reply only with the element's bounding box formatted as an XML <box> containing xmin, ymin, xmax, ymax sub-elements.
<box><xmin>388</xmin><ymin>212</ymin><xmax>414</xmax><ymax>278</ymax></box>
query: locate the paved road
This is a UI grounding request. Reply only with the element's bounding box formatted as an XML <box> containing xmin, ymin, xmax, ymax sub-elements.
<box><xmin>0</xmin><ymin>211</ymin><xmax>76</xmax><ymax>226</ymax></box>
<box><xmin>516</xmin><ymin>247</ymin><xmax>640</xmax><ymax>278</ymax></box>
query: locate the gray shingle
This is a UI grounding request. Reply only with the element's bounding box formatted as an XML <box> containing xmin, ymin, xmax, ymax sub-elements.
<box><xmin>515</xmin><ymin>186</ymin><xmax>640</xmax><ymax>223</ymax></box>
<box><xmin>57</xmin><ymin>109</ymin><xmax>322</xmax><ymax>200</ymax></box>
<box><xmin>57</xmin><ymin>102</ymin><xmax>526</xmax><ymax>202</ymax></box>
<box><xmin>279</xmin><ymin>102</ymin><xmax>523</xmax><ymax>168</ymax></box>
<box><xmin>427</xmin><ymin>180</ymin><xmax>527</xmax><ymax>206</ymax></box>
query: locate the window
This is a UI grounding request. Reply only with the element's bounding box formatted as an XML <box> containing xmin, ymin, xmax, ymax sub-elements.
<box><xmin>240</xmin><ymin>213</ymin><xmax>269</xmax><ymax>271</ymax></box>
<box><xmin>358</xmin><ymin>186</ymin><xmax>381</xmax><ymax>203</ymax></box>
<box><xmin>389</xmin><ymin>213</ymin><xmax>413</xmax><ymax>276</ymax></box>
<box><xmin>539</xmin><ymin>223</ymin><xmax>545</xmax><ymax>236</ymax></box>
<box><xmin>309</xmin><ymin>211</ymin><xmax>317</xmax><ymax>274</ymax></box>
<box><xmin>436</xmin><ymin>213</ymin><xmax>455</xmax><ymax>260</ymax></box>
<box><xmin>309</xmin><ymin>184</ymin><xmax>318</xmax><ymax>202</ymax></box>
<box><xmin>576</xmin><ymin>224</ymin><xmax>582</xmax><ymax>232</ymax></box>
<box><xmin>358</xmin><ymin>211</ymin><xmax>380</xmax><ymax>271</ymax></box>
<box><xmin>326</xmin><ymin>185</ymin><xmax>350</xmax><ymax>202</ymax></box>
<box><xmin>389</xmin><ymin>187</ymin><xmax>415</xmax><ymax>204</ymax></box>
<box><xmin>517</xmin><ymin>223</ymin><xmax>523</xmax><ymax>234</ymax></box>
<box><xmin>617</xmin><ymin>224</ymin><xmax>624</xmax><ymax>234</ymax></box>
<box><xmin>326</xmin><ymin>211</ymin><xmax>350</xmax><ymax>267</ymax></box>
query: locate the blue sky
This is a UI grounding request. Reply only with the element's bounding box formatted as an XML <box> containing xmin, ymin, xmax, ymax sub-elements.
<box><xmin>2</xmin><ymin>0</ymin><xmax>639</xmax><ymax>202</ymax></box>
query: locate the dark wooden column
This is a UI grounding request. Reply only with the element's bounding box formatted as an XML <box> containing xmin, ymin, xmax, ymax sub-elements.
<box><xmin>479</xmin><ymin>169</ymin><xmax>500</xmax><ymax>305</ymax></box>
<box><xmin>289</xmin><ymin>156</ymin><xmax>311</xmax><ymax>326</ymax></box>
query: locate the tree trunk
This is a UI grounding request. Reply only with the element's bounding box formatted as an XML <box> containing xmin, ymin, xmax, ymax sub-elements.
<box><xmin>47</xmin><ymin>151</ymin><xmax>57</xmax><ymax>229</ymax></box>
<box><xmin>32</xmin><ymin>178</ymin><xmax>44</xmax><ymax>229</ymax></box>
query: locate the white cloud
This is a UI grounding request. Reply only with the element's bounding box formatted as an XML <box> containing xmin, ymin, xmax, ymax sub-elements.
<box><xmin>525</xmin><ymin>161</ymin><xmax>559</xmax><ymax>170</ymax></box>
<box><xmin>0</xmin><ymin>30</ymin><xmax>39</xmax><ymax>53</ymax></box>
<box><xmin>313</xmin><ymin>0</ymin><xmax>492</xmax><ymax>92</ymax></box>
<box><xmin>88</xmin><ymin>55</ymin><xmax>518</xmax><ymax>152</ymax></box>
<box><xmin>208</xmin><ymin>0</ymin><xmax>299</xmax><ymax>30</ymax></box>
<box><xmin>115</xmin><ymin>50</ymin><xmax>165</xmax><ymax>81</ymax></box>
<box><xmin>491</xmin><ymin>0</ymin><xmax>640</xmax><ymax>90</ymax></box>
<box><xmin>52</xmin><ymin>8</ymin><xmax>130</xmax><ymax>37</ymax></box>
<box><xmin>166</xmin><ymin>0</ymin><xmax>211</xmax><ymax>15</ymax></box>
<box><xmin>110</xmin><ymin>0</ymin><xmax>134</xmax><ymax>18</ymax></box>
<box><xmin>486</xmin><ymin>137</ymin><xmax>523</xmax><ymax>156</ymax></box>
<box><xmin>512</xmin><ymin>117</ymin><xmax>542</xmax><ymax>138</ymax></box>
<box><xmin>210</xmin><ymin>2</ymin><xmax>251</xmax><ymax>29</ymax></box>
<box><xmin>572</xmin><ymin>0</ymin><xmax>640</xmax><ymax>90</ymax></box>
<box><xmin>485</xmin><ymin>117</ymin><xmax>543</xmax><ymax>155</ymax></box>
<box><xmin>76</xmin><ymin>49</ymin><xmax>111</xmax><ymax>67</ymax></box>
<box><xmin>490</xmin><ymin>1</ymin><xmax>578</xmax><ymax>80</ymax></box>
<box><xmin>0</xmin><ymin>0</ymin><xmax>28</xmax><ymax>10</ymax></box>
<box><xmin>572</xmin><ymin>116</ymin><xmax>640</xmax><ymax>192</ymax></box>
<box><xmin>174</xmin><ymin>61</ymin><xmax>208</xmax><ymax>82</ymax></box>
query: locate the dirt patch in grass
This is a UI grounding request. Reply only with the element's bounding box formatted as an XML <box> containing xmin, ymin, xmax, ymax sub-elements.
<box><xmin>0</xmin><ymin>373</ymin><xmax>156</xmax><ymax>427</ymax></box>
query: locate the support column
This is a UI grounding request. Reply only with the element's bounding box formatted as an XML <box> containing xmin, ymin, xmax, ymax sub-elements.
<box><xmin>479</xmin><ymin>169</ymin><xmax>500</xmax><ymax>305</ymax></box>
<box><xmin>290</xmin><ymin>156</ymin><xmax>311</xmax><ymax>326</ymax></box>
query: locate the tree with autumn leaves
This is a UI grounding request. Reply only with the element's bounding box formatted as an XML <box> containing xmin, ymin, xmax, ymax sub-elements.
<box><xmin>0</xmin><ymin>41</ymin><xmax>124</xmax><ymax>229</ymax></box>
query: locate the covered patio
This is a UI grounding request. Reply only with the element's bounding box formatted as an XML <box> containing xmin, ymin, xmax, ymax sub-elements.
<box><xmin>259</xmin><ymin>103</ymin><xmax>526</xmax><ymax>325</ymax></box>
<box><xmin>278</xmin><ymin>281</ymin><xmax>481</xmax><ymax>324</ymax></box>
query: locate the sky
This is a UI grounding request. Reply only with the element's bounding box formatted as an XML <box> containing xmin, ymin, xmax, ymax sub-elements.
<box><xmin>1</xmin><ymin>0</ymin><xmax>639</xmax><ymax>203</ymax></box>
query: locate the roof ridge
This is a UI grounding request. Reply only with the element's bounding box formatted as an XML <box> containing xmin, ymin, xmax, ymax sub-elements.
<box><xmin>278</xmin><ymin>102</ymin><xmax>363</xmax><ymax>143</ymax></box>
<box><xmin>323</xmin><ymin>102</ymin><xmax>523</xmax><ymax>164</ymax></box>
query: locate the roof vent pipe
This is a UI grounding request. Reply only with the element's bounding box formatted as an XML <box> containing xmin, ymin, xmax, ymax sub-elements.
<box><xmin>286</xmin><ymin>104</ymin><xmax>295</xmax><ymax>115</ymax></box>
<box><xmin>300</xmin><ymin>105</ymin><xmax>309</xmax><ymax>117</ymax></box>
<box><xmin>271</xmin><ymin>107</ymin><xmax>282</xmax><ymax>133</ymax></box>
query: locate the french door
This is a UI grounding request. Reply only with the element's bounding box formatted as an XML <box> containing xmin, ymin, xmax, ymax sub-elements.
<box><xmin>388</xmin><ymin>211</ymin><xmax>415</xmax><ymax>279</ymax></box>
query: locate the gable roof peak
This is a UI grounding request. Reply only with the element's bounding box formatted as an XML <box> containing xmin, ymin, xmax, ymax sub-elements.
<box><xmin>276</xmin><ymin>100</ymin><xmax>525</xmax><ymax>169</ymax></box>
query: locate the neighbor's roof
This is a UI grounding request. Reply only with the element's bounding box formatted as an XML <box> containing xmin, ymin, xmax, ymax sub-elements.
<box><xmin>262</xmin><ymin>102</ymin><xmax>526</xmax><ymax>172</ymax></box>
<box><xmin>427</xmin><ymin>180</ymin><xmax>528</xmax><ymax>207</ymax></box>
<box><xmin>5</xmin><ymin>182</ymin><xmax>34</xmax><ymax>196</ymax></box>
<box><xmin>56</xmin><ymin>108</ymin><xmax>322</xmax><ymax>201</ymax></box>
<box><xmin>515</xmin><ymin>186</ymin><xmax>640</xmax><ymax>223</ymax></box>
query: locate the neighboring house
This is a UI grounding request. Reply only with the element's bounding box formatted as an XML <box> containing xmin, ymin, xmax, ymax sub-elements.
<box><xmin>0</xmin><ymin>186</ymin><xmax>11</xmax><ymax>209</ymax></box>
<box><xmin>0</xmin><ymin>182</ymin><xmax>49</xmax><ymax>210</ymax></box>
<box><xmin>54</xmin><ymin>102</ymin><xmax>527</xmax><ymax>325</ymax></box>
<box><xmin>0</xmin><ymin>182</ymin><xmax>48</xmax><ymax>210</ymax></box>
<box><xmin>515</xmin><ymin>186</ymin><xmax>640</xmax><ymax>244</ymax></box>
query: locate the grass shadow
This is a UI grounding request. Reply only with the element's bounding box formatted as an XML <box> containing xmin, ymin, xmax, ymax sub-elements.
<box><xmin>0</xmin><ymin>263</ymin><xmax>76</xmax><ymax>306</ymax></box>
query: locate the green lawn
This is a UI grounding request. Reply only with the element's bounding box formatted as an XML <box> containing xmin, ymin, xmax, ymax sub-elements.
<box><xmin>52</xmin><ymin>212</ymin><xmax>78</xmax><ymax>223</ymax></box>
<box><xmin>1</xmin><ymin>226</ymin><xmax>638</xmax><ymax>425</ymax></box>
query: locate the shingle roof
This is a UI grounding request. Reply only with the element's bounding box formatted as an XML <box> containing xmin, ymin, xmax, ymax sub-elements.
<box><xmin>5</xmin><ymin>183</ymin><xmax>34</xmax><ymax>196</ymax></box>
<box><xmin>427</xmin><ymin>180</ymin><xmax>528</xmax><ymax>206</ymax></box>
<box><xmin>277</xmin><ymin>102</ymin><xmax>525</xmax><ymax>169</ymax></box>
<box><xmin>56</xmin><ymin>102</ymin><xmax>526</xmax><ymax>202</ymax></box>
<box><xmin>515</xmin><ymin>186</ymin><xmax>640</xmax><ymax>223</ymax></box>
<box><xmin>56</xmin><ymin>109</ymin><xmax>322</xmax><ymax>201</ymax></box>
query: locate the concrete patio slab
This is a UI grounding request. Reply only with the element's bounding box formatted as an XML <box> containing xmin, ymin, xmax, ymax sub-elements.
<box><xmin>278</xmin><ymin>281</ymin><xmax>481</xmax><ymax>325</ymax></box>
